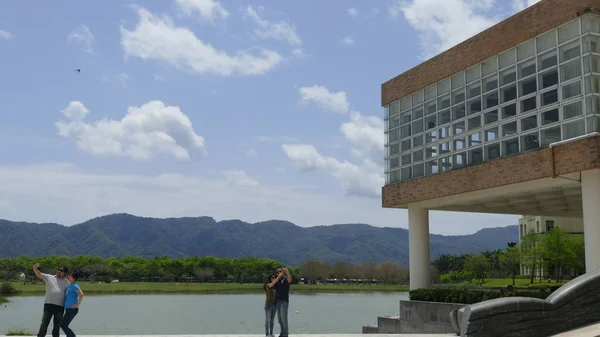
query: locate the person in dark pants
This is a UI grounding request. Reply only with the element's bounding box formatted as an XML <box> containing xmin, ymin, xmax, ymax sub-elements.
<box><xmin>33</xmin><ymin>263</ymin><xmax>70</xmax><ymax>337</ymax></box>
<box><xmin>263</xmin><ymin>274</ymin><xmax>278</xmax><ymax>337</ymax></box>
<box><xmin>62</xmin><ymin>272</ymin><xmax>84</xmax><ymax>337</ymax></box>
<box><xmin>274</xmin><ymin>267</ymin><xmax>292</xmax><ymax>337</ymax></box>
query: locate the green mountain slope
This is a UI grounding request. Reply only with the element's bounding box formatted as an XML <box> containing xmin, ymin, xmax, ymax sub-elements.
<box><xmin>0</xmin><ymin>213</ymin><xmax>518</xmax><ymax>265</ymax></box>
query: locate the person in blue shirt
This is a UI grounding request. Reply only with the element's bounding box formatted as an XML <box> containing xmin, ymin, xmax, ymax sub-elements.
<box><xmin>61</xmin><ymin>272</ymin><xmax>84</xmax><ymax>337</ymax></box>
<box><xmin>274</xmin><ymin>267</ymin><xmax>292</xmax><ymax>337</ymax></box>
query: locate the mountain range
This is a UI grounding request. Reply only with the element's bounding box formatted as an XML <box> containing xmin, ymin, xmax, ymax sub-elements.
<box><xmin>0</xmin><ymin>213</ymin><xmax>519</xmax><ymax>265</ymax></box>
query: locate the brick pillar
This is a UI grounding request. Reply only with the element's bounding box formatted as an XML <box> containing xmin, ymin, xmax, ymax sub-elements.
<box><xmin>409</xmin><ymin>206</ymin><xmax>431</xmax><ymax>290</ymax></box>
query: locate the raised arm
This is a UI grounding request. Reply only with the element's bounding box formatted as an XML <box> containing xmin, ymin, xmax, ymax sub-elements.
<box><xmin>32</xmin><ymin>263</ymin><xmax>44</xmax><ymax>280</ymax></box>
<box><xmin>284</xmin><ymin>267</ymin><xmax>292</xmax><ymax>283</ymax></box>
<box><xmin>268</xmin><ymin>273</ymin><xmax>283</xmax><ymax>288</ymax></box>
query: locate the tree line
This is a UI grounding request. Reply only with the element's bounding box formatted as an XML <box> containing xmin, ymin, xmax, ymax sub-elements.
<box><xmin>432</xmin><ymin>227</ymin><xmax>585</xmax><ymax>285</ymax></box>
<box><xmin>0</xmin><ymin>255</ymin><xmax>410</xmax><ymax>284</ymax></box>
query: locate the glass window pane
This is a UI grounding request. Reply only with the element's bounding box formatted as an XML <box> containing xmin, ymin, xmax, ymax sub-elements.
<box><xmin>483</xmin><ymin>91</ymin><xmax>499</xmax><ymax>109</ymax></box>
<box><xmin>468</xmin><ymin>148</ymin><xmax>484</xmax><ymax>165</ymax></box>
<box><xmin>425</xmin><ymin>115</ymin><xmax>437</xmax><ymax>130</ymax></box>
<box><xmin>482</xmin><ymin>57</ymin><xmax>498</xmax><ymax>77</ymax></box>
<box><xmin>559</xmin><ymin>40</ymin><xmax>581</xmax><ymax>63</ymax></box>
<box><xmin>558</xmin><ymin>19</ymin><xmax>580</xmax><ymax>44</ymax></box>
<box><xmin>503</xmin><ymin>138</ymin><xmax>520</xmax><ymax>155</ymax></box>
<box><xmin>400</xmin><ymin>96</ymin><xmax>411</xmax><ymax>111</ymax></box>
<box><xmin>501</xmin><ymin>85</ymin><xmax>517</xmax><ymax>103</ymax></box>
<box><xmin>485</xmin><ymin>127</ymin><xmax>499</xmax><ymax>142</ymax></box>
<box><xmin>484</xmin><ymin>75</ymin><xmax>498</xmax><ymax>92</ymax></box>
<box><xmin>401</xmin><ymin>139</ymin><xmax>411</xmax><ymax>151</ymax></box>
<box><xmin>587</xmin><ymin>115</ymin><xmax>600</xmax><ymax>133</ymax></box>
<box><xmin>412</xmin><ymin>119</ymin><xmax>424</xmax><ymax>134</ymax></box>
<box><xmin>484</xmin><ymin>109</ymin><xmax>499</xmax><ymax>124</ymax></box>
<box><xmin>562</xmin><ymin>80</ymin><xmax>582</xmax><ymax>100</ymax></box>
<box><xmin>390</xmin><ymin>116</ymin><xmax>401</xmax><ymax>129</ymax></box>
<box><xmin>521</xmin><ymin>96</ymin><xmax>537</xmax><ymax>114</ymax></box>
<box><xmin>540</xmin><ymin>89</ymin><xmax>558</xmax><ymax>106</ymax></box>
<box><xmin>454</xmin><ymin>121</ymin><xmax>465</xmax><ymax>135</ymax></box>
<box><xmin>401</xmin><ymin>125</ymin><xmax>411</xmax><ymax>139</ymax></box>
<box><xmin>485</xmin><ymin>143</ymin><xmax>501</xmax><ymax>160</ymax></box>
<box><xmin>401</xmin><ymin>111</ymin><xmax>411</xmax><ymax>125</ymax></box>
<box><xmin>412</xmin><ymin>106</ymin><xmax>424</xmax><ymax>119</ymax></box>
<box><xmin>499</xmin><ymin>49</ymin><xmax>516</xmax><ymax>69</ymax></box>
<box><xmin>468</xmin><ymin>132</ymin><xmax>482</xmax><ymax>147</ymax></box>
<box><xmin>519</xmin><ymin>77</ymin><xmax>537</xmax><ymax>97</ymax></box>
<box><xmin>467</xmin><ymin>65</ymin><xmax>481</xmax><ymax>83</ymax></box>
<box><xmin>413</xmin><ymin>149</ymin><xmax>424</xmax><ymax>162</ymax></box>
<box><xmin>438</xmin><ymin>94</ymin><xmax>451</xmax><ymax>110</ymax></box>
<box><xmin>426</xmin><ymin>130</ymin><xmax>437</xmax><ymax>143</ymax></box>
<box><xmin>454</xmin><ymin>152</ymin><xmax>467</xmax><ymax>168</ymax></box>
<box><xmin>539</xmin><ymin>69</ymin><xmax>559</xmax><ymax>90</ymax></box>
<box><xmin>541</xmin><ymin>126</ymin><xmax>561</xmax><ymax>147</ymax></box>
<box><xmin>452</xmin><ymin>88</ymin><xmax>466</xmax><ymax>105</ymax></box>
<box><xmin>412</xmin><ymin>91</ymin><xmax>424</xmax><ymax>105</ymax></box>
<box><xmin>413</xmin><ymin>163</ymin><xmax>425</xmax><ymax>178</ymax></box>
<box><xmin>401</xmin><ymin>154</ymin><xmax>412</xmax><ymax>165</ymax></box>
<box><xmin>585</xmin><ymin>75</ymin><xmax>600</xmax><ymax>94</ymax></box>
<box><xmin>467</xmin><ymin>98</ymin><xmax>482</xmax><ymax>115</ymax></box>
<box><xmin>517</xmin><ymin>39</ymin><xmax>536</xmax><ymax>61</ymax></box>
<box><xmin>467</xmin><ymin>82</ymin><xmax>481</xmax><ymax>99</ymax></box>
<box><xmin>401</xmin><ymin>167</ymin><xmax>412</xmax><ymax>181</ymax></box>
<box><xmin>452</xmin><ymin>104</ymin><xmax>466</xmax><ymax>120</ymax></box>
<box><xmin>426</xmin><ymin>101</ymin><xmax>436</xmax><ymax>115</ymax></box>
<box><xmin>541</xmin><ymin>108</ymin><xmax>560</xmax><ymax>125</ymax></box>
<box><xmin>438</xmin><ymin>109</ymin><xmax>451</xmax><ymax>125</ymax></box>
<box><xmin>518</xmin><ymin>59</ymin><xmax>536</xmax><ymax>78</ymax></box>
<box><xmin>452</xmin><ymin>72</ymin><xmax>465</xmax><ymax>89</ymax></box>
<box><xmin>439</xmin><ymin>126</ymin><xmax>451</xmax><ymax>139</ymax></box>
<box><xmin>425</xmin><ymin>160</ymin><xmax>438</xmax><ymax>175</ymax></box>
<box><xmin>454</xmin><ymin>138</ymin><xmax>466</xmax><ymax>150</ymax></box>
<box><xmin>583</xmin><ymin>34</ymin><xmax>600</xmax><ymax>54</ymax></box>
<box><xmin>425</xmin><ymin>85</ymin><xmax>436</xmax><ymax>101</ymax></box>
<box><xmin>521</xmin><ymin>114</ymin><xmax>538</xmax><ymax>131</ymax></box>
<box><xmin>586</xmin><ymin>95</ymin><xmax>600</xmax><ymax>115</ymax></box>
<box><xmin>538</xmin><ymin>50</ymin><xmax>558</xmax><ymax>70</ymax></box>
<box><xmin>560</xmin><ymin>59</ymin><xmax>582</xmax><ymax>82</ymax></box>
<box><xmin>413</xmin><ymin>135</ymin><xmax>424</xmax><ymax>147</ymax></box>
<box><xmin>563</xmin><ymin>118</ymin><xmax>585</xmax><ymax>139</ymax></box>
<box><xmin>425</xmin><ymin>145</ymin><xmax>437</xmax><ymax>158</ymax></box>
<box><xmin>389</xmin><ymin>129</ymin><xmax>400</xmax><ymax>143</ymax></box>
<box><xmin>390</xmin><ymin>143</ymin><xmax>400</xmax><ymax>155</ymax></box>
<box><xmin>439</xmin><ymin>142</ymin><xmax>451</xmax><ymax>155</ymax></box>
<box><xmin>502</xmin><ymin>103</ymin><xmax>517</xmax><ymax>119</ymax></box>
<box><xmin>468</xmin><ymin>115</ymin><xmax>481</xmax><ymax>131</ymax></box>
<box><xmin>537</xmin><ymin>30</ymin><xmax>557</xmax><ymax>53</ymax></box>
<box><xmin>500</xmin><ymin>68</ymin><xmax>517</xmax><ymax>86</ymax></box>
<box><xmin>584</xmin><ymin>55</ymin><xmax>600</xmax><ymax>74</ymax></box>
<box><xmin>439</xmin><ymin>156</ymin><xmax>452</xmax><ymax>172</ymax></box>
<box><xmin>521</xmin><ymin>133</ymin><xmax>540</xmax><ymax>151</ymax></box>
<box><xmin>582</xmin><ymin>14</ymin><xmax>600</xmax><ymax>34</ymax></box>
<box><xmin>563</xmin><ymin>100</ymin><xmax>583</xmax><ymax>120</ymax></box>
<box><xmin>389</xmin><ymin>102</ymin><xmax>400</xmax><ymax>116</ymax></box>
<box><xmin>502</xmin><ymin>121</ymin><xmax>518</xmax><ymax>137</ymax></box>
<box><xmin>438</xmin><ymin>79</ymin><xmax>450</xmax><ymax>95</ymax></box>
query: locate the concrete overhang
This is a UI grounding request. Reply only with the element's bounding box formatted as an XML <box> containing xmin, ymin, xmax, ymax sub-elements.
<box><xmin>382</xmin><ymin>134</ymin><xmax>600</xmax><ymax>217</ymax></box>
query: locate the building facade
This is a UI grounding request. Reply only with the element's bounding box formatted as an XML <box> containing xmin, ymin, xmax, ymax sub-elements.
<box><xmin>518</xmin><ymin>215</ymin><xmax>584</xmax><ymax>277</ymax></box>
<box><xmin>381</xmin><ymin>0</ymin><xmax>600</xmax><ymax>290</ymax></box>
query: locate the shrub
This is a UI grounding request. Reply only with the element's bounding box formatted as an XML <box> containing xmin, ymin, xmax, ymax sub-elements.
<box><xmin>409</xmin><ymin>288</ymin><xmax>550</xmax><ymax>304</ymax></box>
<box><xmin>6</xmin><ymin>329</ymin><xmax>35</xmax><ymax>336</ymax></box>
<box><xmin>0</xmin><ymin>282</ymin><xmax>19</xmax><ymax>295</ymax></box>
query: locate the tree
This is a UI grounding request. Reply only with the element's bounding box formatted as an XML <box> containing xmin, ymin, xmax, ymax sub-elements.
<box><xmin>520</xmin><ymin>229</ymin><xmax>543</xmax><ymax>283</ymax></box>
<box><xmin>333</xmin><ymin>261</ymin><xmax>349</xmax><ymax>281</ymax></box>
<box><xmin>464</xmin><ymin>254</ymin><xmax>490</xmax><ymax>284</ymax></box>
<box><xmin>500</xmin><ymin>247</ymin><xmax>521</xmax><ymax>286</ymax></box>
<box><xmin>361</xmin><ymin>261</ymin><xmax>378</xmax><ymax>284</ymax></box>
<box><xmin>541</xmin><ymin>227</ymin><xmax>576</xmax><ymax>282</ymax></box>
<box><xmin>194</xmin><ymin>267</ymin><xmax>214</xmax><ymax>283</ymax></box>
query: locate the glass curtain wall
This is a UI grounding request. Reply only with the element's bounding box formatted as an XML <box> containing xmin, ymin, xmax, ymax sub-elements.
<box><xmin>384</xmin><ymin>14</ymin><xmax>600</xmax><ymax>185</ymax></box>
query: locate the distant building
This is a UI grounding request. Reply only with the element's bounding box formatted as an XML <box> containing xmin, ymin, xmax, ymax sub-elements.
<box><xmin>518</xmin><ymin>215</ymin><xmax>584</xmax><ymax>278</ymax></box>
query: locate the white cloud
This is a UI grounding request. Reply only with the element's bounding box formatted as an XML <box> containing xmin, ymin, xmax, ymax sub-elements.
<box><xmin>68</xmin><ymin>25</ymin><xmax>95</xmax><ymax>54</ymax></box>
<box><xmin>55</xmin><ymin>100</ymin><xmax>205</xmax><ymax>161</ymax></box>
<box><xmin>120</xmin><ymin>7</ymin><xmax>283</xmax><ymax>76</ymax></box>
<box><xmin>287</xmin><ymin>85</ymin><xmax>385</xmax><ymax>198</ymax></box>
<box><xmin>342</xmin><ymin>36</ymin><xmax>355</xmax><ymax>46</ymax></box>
<box><xmin>299</xmin><ymin>85</ymin><xmax>350</xmax><ymax>114</ymax></box>
<box><xmin>245</xmin><ymin>148</ymin><xmax>258</xmax><ymax>157</ymax></box>
<box><xmin>389</xmin><ymin>0</ymin><xmax>499</xmax><ymax>59</ymax></box>
<box><xmin>0</xmin><ymin>29</ymin><xmax>13</xmax><ymax>39</ymax></box>
<box><xmin>347</xmin><ymin>8</ymin><xmax>358</xmax><ymax>17</ymax></box>
<box><xmin>154</xmin><ymin>74</ymin><xmax>166</xmax><ymax>82</ymax></box>
<box><xmin>175</xmin><ymin>0</ymin><xmax>229</xmax><ymax>22</ymax></box>
<box><xmin>223</xmin><ymin>170</ymin><xmax>259</xmax><ymax>187</ymax></box>
<box><xmin>292</xmin><ymin>48</ymin><xmax>304</xmax><ymax>58</ymax></box>
<box><xmin>244</xmin><ymin>6</ymin><xmax>302</xmax><ymax>46</ymax></box>
<box><xmin>512</xmin><ymin>0</ymin><xmax>541</xmax><ymax>11</ymax></box>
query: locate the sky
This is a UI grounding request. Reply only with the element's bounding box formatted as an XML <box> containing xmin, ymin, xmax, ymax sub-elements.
<box><xmin>0</xmin><ymin>0</ymin><xmax>541</xmax><ymax>235</ymax></box>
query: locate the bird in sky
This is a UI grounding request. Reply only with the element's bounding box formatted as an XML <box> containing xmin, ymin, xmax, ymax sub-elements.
<box><xmin>74</xmin><ymin>69</ymin><xmax>81</xmax><ymax>74</ymax></box>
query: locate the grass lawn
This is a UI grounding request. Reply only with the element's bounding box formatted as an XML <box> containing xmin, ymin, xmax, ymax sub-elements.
<box><xmin>5</xmin><ymin>329</ymin><xmax>34</xmax><ymax>336</ymax></box>
<box><xmin>457</xmin><ymin>278</ymin><xmax>568</xmax><ymax>287</ymax></box>
<box><xmin>0</xmin><ymin>296</ymin><xmax>8</xmax><ymax>304</ymax></box>
<box><xmin>9</xmin><ymin>281</ymin><xmax>409</xmax><ymax>295</ymax></box>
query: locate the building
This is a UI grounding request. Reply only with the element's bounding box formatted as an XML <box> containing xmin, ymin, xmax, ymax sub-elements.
<box><xmin>518</xmin><ymin>215</ymin><xmax>584</xmax><ymax>277</ymax></box>
<box><xmin>381</xmin><ymin>0</ymin><xmax>600</xmax><ymax>290</ymax></box>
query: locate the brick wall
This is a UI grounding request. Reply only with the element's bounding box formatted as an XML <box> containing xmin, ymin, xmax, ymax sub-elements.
<box><xmin>381</xmin><ymin>0</ymin><xmax>600</xmax><ymax>106</ymax></box>
<box><xmin>382</xmin><ymin>136</ymin><xmax>600</xmax><ymax>207</ymax></box>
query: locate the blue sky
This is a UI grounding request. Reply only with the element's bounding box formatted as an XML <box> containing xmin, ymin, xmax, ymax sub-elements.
<box><xmin>0</xmin><ymin>0</ymin><xmax>540</xmax><ymax>234</ymax></box>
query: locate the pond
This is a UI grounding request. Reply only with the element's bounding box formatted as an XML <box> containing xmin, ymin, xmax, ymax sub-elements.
<box><xmin>0</xmin><ymin>292</ymin><xmax>408</xmax><ymax>334</ymax></box>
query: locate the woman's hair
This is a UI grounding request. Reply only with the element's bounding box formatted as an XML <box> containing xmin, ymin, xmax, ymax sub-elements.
<box><xmin>263</xmin><ymin>274</ymin><xmax>277</xmax><ymax>290</ymax></box>
<box><xmin>69</xmin><ymin>272</ymin><xmax>81</xmax><ymax>281</ymax></box>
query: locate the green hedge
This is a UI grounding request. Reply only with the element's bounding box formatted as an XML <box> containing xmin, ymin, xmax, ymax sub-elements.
<box><xmin>409</xmin><ymin>288</ymin><xmax>551</xmax><ymax>304</ymax></box>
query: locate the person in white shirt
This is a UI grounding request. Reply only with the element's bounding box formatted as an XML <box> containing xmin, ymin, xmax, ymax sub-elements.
<box><xmin>33</xmin><ymin>263</ymin><xmax>70</xmax><ymax>337</ymax></box>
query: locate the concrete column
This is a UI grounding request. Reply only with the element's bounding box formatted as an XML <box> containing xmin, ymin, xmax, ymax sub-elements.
<box><xmin>408</xmin><ymin>205</ymin><xmax>430</xmax><ymax>290</ymax></box>
<box><xmin>582</xmin><ymin>169</ymin><xmax>600</xmax><ymax>272</ymax></box>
